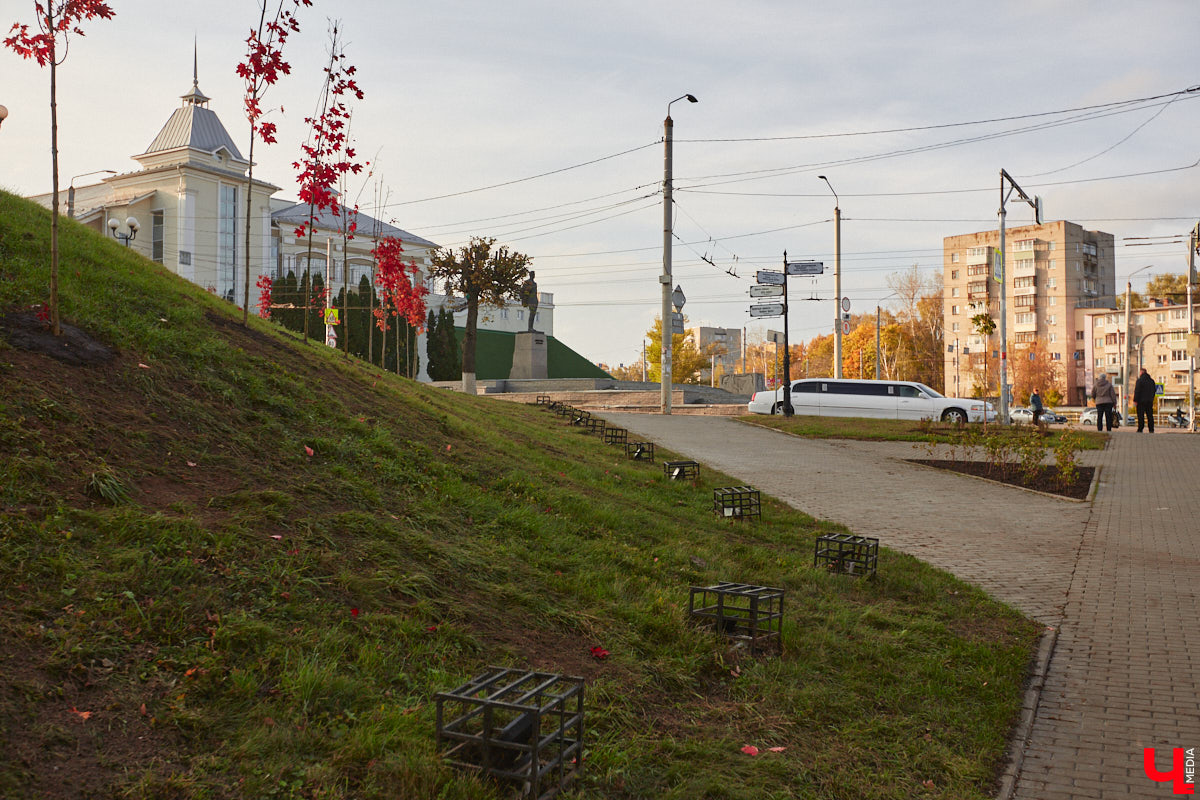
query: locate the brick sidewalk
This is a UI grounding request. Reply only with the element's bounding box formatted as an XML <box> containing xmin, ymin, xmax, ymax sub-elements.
<box><xmin>599</xmin><ymin>414</ymin><xmax>1200</xmax><ymax>799</ymax></box>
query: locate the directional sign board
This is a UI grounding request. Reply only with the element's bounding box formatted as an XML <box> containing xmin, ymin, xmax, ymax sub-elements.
<box><xmin>785</xmin><ymin>260</ymin><xmax>824</xmax><ymax>276</ymax></box>
<box><xmin>756</xmin><ymin>270</ymin><xmax>785</xmax><ymax>286</ymax></box>
<box><xmin>750</xmin><ymin>284</ymin><xmax>784</xmax><ymax>298</ymax></box>
<box><xmin>750</xmin><ymin>303</ymin><xmax>785</xmax><ymax>318</ymax></box>
<box><xmin>670</xmin><ymin>311</ymin><xmax>685</xmax><ymax>335</ymax></box>
<box><xmin>767</xmin><ymin>330</ymin><xmax>784</xmax><ymax>344</ymax></box>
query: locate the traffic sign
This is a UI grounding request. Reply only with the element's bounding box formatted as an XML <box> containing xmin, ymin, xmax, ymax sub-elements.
<box><xmin>750</xmin><ymin>303</ymin><xmax>785</xmax><ymax>318</ymax></box>
<box><xmin>756</xmin><ymin>270</ymin><xmax>785</xmax><ymax>286</ymax></box>
<box><xmin>750</xmin><ymin>284</ymin><xmax>784</xmax><ymax>298</ymax></box>
<box><xmin>670</xmin><ymin>311</ymin><xmax>685</xmax><ymax>335</ymax></box>
<box><xmin>785</xmin><ymin>260</ymin><xmax>824</xmax><ymax>276</ymax></box>
<box><xmin>767</xmin><ymin>329</ymin><xmax>784</xmax><ymax>344</ymax></box>
<box><xmin>842</xmin><ymin>320</ymin><xmax>851</xmax><ymax>335</ymax></box>
<box><xmin>841</xmin><ymin>297</ymin><xmax>850</xmax><ymax>312</ymax></box>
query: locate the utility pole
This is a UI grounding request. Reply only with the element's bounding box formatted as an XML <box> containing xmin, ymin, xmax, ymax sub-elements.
<box><xmin>819</xmin><ymin>176</ymin><xmax>843</xmax><ymax>378</ymax></box>
<box><xmin>660</xmin><ymin>94</ymin><xmax>698</xmax><ymax>414</ymax></box>
<box><xmin>997</xmin><ymin>169</ymin><xmax>1042</xmax><ymax>425</ymax></box>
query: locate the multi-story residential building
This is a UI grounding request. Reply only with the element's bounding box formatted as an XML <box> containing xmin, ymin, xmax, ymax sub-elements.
<box><xmin>687</xmin><ymin>326</ymin><xmax>742</xmax><ymax>383</ymax></box>
<box><xmin>1077</xmin><ymin>300</ymin><xmax>1199</xmax><ymax>414</ymax></box>
<box><xmin>943</xmin><ymin>221</ymin><xmax>1115</xmax><ymax>404</ymax></box>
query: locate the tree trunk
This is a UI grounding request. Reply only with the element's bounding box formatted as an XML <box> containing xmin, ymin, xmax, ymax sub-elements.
<box><xmin>49</xmin><ymin>41</ymin><xmax>61</xmax><ymax>337</ymax></box>
<box><xmin>462</xmin><ymin>293</ymin><xmax>479</xmax><ymax>395</ymax></box>
<box><xmin>242</xmin><ymin>134</ymin><xmax>254</xmax><ymax>324</ymax></box>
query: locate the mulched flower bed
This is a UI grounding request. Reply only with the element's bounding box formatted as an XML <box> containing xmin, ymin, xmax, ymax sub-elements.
<box><xmin>908</xmin><ymin>460</ymin><xmax>1095</xmax><ymax>500</ymax></box>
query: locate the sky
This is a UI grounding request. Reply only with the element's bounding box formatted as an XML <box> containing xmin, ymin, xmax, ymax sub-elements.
<box><xmin>2</xmin><ymin>0</ymin><xmax>1198</xmax><ymax>368</ymax></box>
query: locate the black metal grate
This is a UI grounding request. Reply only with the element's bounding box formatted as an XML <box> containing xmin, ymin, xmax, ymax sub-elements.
<box><xmin>603</xmin><ymin>427</ymin><xmax>628</xmax><ymax>446</ymax></box>
<box><xmin>688</xmin><ymin>582</ymin><xmax>784</xmax><ymax>654</ymax></box>
<box><xmin>663</xmin><ymin>460</ymin><xmax>700</xmax><ymax>480</ymax></box>
<box><xmin>712</xmin><ymin>486</ymin><xmax>761</xmax><ymax>520</ymax></box>
<box><xmin>626</xmin><ymin>442</ymin><xmax>655</xmax><ymax>461</ymax></box>
<box><xmin>814</xmin><ymin>533</ymin><xmax>879</xmax><ymax>578</ymax></box>
<box><xmin>435</xmin><ymin>667</ymin><xmax>585</xmax><ymax>800</ymax></box>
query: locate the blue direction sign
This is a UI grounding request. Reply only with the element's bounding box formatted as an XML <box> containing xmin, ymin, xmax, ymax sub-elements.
<box><xmin>756</xmin><ymin>270</ymin><xmax>785</xmax><ymax>286</ymax></box>
<box><xmin>786</xmin><ymin>260</ymin><xmax>824</xmax><ymax>276</ymax></box>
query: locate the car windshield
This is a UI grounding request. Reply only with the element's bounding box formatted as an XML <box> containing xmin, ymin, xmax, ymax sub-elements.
<box><xmin>915</xmin><ymin>383</ymin><xmax>945</xmax><ymax>398</ymax></box>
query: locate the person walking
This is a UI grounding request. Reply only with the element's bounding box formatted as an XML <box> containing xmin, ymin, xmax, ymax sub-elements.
<box><xmin>1133</xmin><ymin>367</ymin><xmax>1157</xmax><ymax>433</ymax></box>
<box><xmin>1092</xmin><ymin>373</ymin><xmax>1117</xmax><ymax>431</ymax></box>
<box><xmin>1030</xmin><ymin>388</ymin><xmax>1044</xmax><ymax>426</ymax></box>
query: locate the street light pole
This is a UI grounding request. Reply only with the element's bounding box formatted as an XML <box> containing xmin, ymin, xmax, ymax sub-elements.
<box><xmin>819</xmin><ymin>176</ymin><xmax>842</xmax><ymax>378</ymax></box>
<box><xmin>875</xmin><ymin>291</ymin><xmax>897</xmax><ymax>380</ymax></box>
<box><xmin>661</xmin><ymin>93</ymin><xmax>698</xmax><ymax>414</ymax></box>
<box><xmin>1124</xmin><ymin>264</ymin><xmax>1155</xmax><ymax>422</ymax></box>
<box><xmin>68</xmin><ymin>169</ymin><xmax>116</xmax><ymax>219</ymax></box>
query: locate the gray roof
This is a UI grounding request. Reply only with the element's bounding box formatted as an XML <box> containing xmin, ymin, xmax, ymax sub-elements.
<box><xmin>144</xmin><ymin>100</ymin><xmax>244</xmax><ymax>161</ymax></box>
<box><xmin>272</xmin><ymin>202</ymin><xmax>438</xmax><ymax>249</ymax></box>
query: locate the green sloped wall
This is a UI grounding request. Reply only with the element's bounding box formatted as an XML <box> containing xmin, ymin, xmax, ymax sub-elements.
<box><xmin>452</xmin><ymin>328</ymin><xmax>611</xmax><ymax>380</ymax></box>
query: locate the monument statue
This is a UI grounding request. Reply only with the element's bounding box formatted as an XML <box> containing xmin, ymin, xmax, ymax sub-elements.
<box><xmin>519</xmin><ymin>271</ymin><xmax>539</xmax><ymax>332</ymax></box>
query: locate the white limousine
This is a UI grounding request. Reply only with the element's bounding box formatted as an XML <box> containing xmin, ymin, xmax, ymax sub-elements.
<box><xmin>747</xmin><ymin>378</ymin><xmax>994</xmax><ymax>423</ymax></box>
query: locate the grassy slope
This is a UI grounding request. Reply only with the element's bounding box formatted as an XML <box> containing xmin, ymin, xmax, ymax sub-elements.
<box><xmin>0</xmin><ymin>190</ymin><xmax>1038</xmax><ymax>800</ymax></box>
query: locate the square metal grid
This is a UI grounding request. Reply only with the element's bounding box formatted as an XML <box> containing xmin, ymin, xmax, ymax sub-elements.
<box><xmin>570</xmin><ymin>410</ymin><xmax>591</xmax><ymax>426</ymax></box>
<box><xmin>583</xmin><ymin>417</ymin><xmax>606</xmax><ymax>435</ymax></box>
<box><xmin>664</xmin><ymin>460</ymin><xmax>700</xmax><ymax>480</ymax></box>
<box><xmin>713</xmin><ymin>486</ymin><xmax>761</xmax><ymax>520</ymax></box>
<box><xmin>814</xmin><ymin>533</ymin><xmax>879</xmax><ymax>578</ymax></box>
<box><xmin>625</xmin><ymin>441</ymin><xmax>655</xmax><ymax>461</ymax></box>
<box><xmin>536</xmin><ymin>394</ymin><xmax>552</xmax><ymax>406</ymax></box>
<box><xmin>687</xmin><ymin>582</ymin><xmax>785</xmax><ymax>654</ymax></box>
<box><xmin>603</xmin><ymin>427</ymin><xmax>628</xmax><ymax>446</ymax></box>
<box><xmin>435</xmin><ymin>667</ymin><xmax>585</xmax><ymax>800</ymax></box>
<box><xmin>553</xmin><ymin>404</ymin><xmax>574</xmax><ymax>418</ymax></box>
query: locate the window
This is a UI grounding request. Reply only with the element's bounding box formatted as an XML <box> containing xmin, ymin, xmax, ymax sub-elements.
<box><xmin>1095</xmin><ymin>338</ymin><xmax>1104</xmax><ymax>348</ymax></box>
<box><xmin>950</xmin><ymin>269</ymin><xmax>959</xmax><ymax>279</ymax></box>
<box><xmin>951</xmin><ymin>287</ymin><xmax>959</xmax><ymax>297</ymax></box>
<box><xmin>1046</xmin><ymin>277</ymin><xmax>1056</xmax><ymax>288</ymax></box>
<box><xmin>950</xmin><ymin>305</ymin><xmax>959</xmax><ymax>315</ymax></box>
<box><xmin>151</xmin><ymin>210</ymin><xmax>164</xmax><ymax>263</ymax></box>
<box><xmin>1156</xmin><ymin>312</ymin><xmax>1166</xmax><ymax>323</ymax></box>
<box><xmin>1095</xmin><ymin>357</ymin><xmax>1104</xmax><ymax>367</ymax></box>
<box><xmin>1076</xmin><ymin>331</ymin><xmax>1084</xmax><ymax>340</ymax></box>
<box><xmin>1171</xmin><ymin>331</ymin><xmax>1187</xmax><ymax>341</ymax></box>
<box><xmin>951</xmin><ymin>253</ymin><xmax>960</xmax><ymax>263</ymax></box>
<box><xmin>1172</xmin><ymin>349</ymin><xmax>1188</xmax><ymax>361</ymax></box>
<box><xmin>950</xmin><ymin>322</ymin><xmax>959</xmax><ymax>332</ymax></box>
<box><xmin>1014</xmin><ymin>239</ymin><xmax>1035</xmax><ymax>251</ymax></box>
<box><xmin>1177</xmin><ymin>374</ymin><xmax>1189</xmax><ymax>384</ymax></box>
<box><xmin>218</xmin><ymin>185</ymin><xmax>238</xmax><ymax>302</ymax></box>
<box><xmin>1015</xmin><ymin>312</ymin><xmax>1034</xmax><ymax>324</ymax></box>
<box><xmin>1012</xmin><ymin>258</ymin><xmax>1035</xmax><ymax>271</ymax></box>
<box><xmin>1052</xmin><ymin>352</ymin><xmax>1061</xmax><ymax>360</ymax></box>
<box><xmin>1172</xmin><ymin>308</ymin><xmax>1188</xmax><ymax>320</ymax></box>
<box><xmin>1049</xmin><ymin>296</ymin><xmax>1057</xmax><ymax>307</ymax></box>
<box><xmin>1158</xmin><ymin>354</ymin><xmax>1169</xmax><ymax>364</ymax></box>
<box><xmin>1048</xmin><ymin>332</ymin><xmax>1057</xmax><ymax>343</ymax></box>
<box><xmin>968</xmin><ymin>246</ymin><xmax>987</xmax><ymax>257</ymax></box>
<box><xmin>1013</xmin><ymin>276</ymin><xmax>1035</xmax><ymax>288</ymax></box>
<box><xmin>1048</xmin><ymin>242</ymin><xmax>1056</xmax><ymax>252</ymax></box>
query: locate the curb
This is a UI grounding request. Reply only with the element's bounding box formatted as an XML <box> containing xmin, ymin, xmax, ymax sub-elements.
<box><xmin>996</xmin><ymin>625</ymin><xmax>1059</xmax><ymax>800</ymax></box>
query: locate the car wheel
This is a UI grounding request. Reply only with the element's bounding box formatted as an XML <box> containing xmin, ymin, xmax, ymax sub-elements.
<box><xmin>941</xmin><ymin>408</ymin><xmax>967</xmax><ymax>424</ymax></box>
<box><xmin>771</xmin><ymin>403</ymin><xmax>781</xmax><ymax>415</ymax></box>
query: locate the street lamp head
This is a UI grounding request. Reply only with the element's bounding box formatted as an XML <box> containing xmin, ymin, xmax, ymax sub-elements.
<box><xmin>685</xmin><ymin>94</ymin><xmax>698</xmax><ymax>103</ymax></box>
<box><xmin>126</xmin><ymin>217</ymin><xmax>140</xmax><ymax>233</ymax></box>
<box><xmin>108</xmin><ymin>218</ymin><xmax>120</xmax><ymax>232</ymax></box>
<box><xmin>667</xmin><ymin>94</ymin><xmax>699</xmax><ymax>116</ymax></box>
<box><xmin>818</xmin><ymin>175</ymin><xmax>839</xmax><ymax>206</ymax></box>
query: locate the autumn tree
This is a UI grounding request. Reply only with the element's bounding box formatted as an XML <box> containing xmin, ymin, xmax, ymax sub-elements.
<box><xmin>1143</xmin><ymin>272</ymin><xmax>1189</xmax><ymax>305</ymax></box>
<box><xmin>5</xmin><ymin>0</ymin><xmax>114</xmax><ymax>336</ymax></box>
<box><xmin>886</xmin><ymin>264</ymin><xmax>944</xmax><ymax>389</ymax></box>
<box><xmin>237</xmin><ymin>0</ymin><xmax>310</xmax><ymax>325</ymax></box>
<box><xmin>1010</xmin><ymin>341</ymin><xmax>1062</xmax><ymax>406</ymax></box>
<box><xmin>372</xmin><ymin>236</ymin><xmax>427</xmax><ymax>378</ymax></box>
<box><xmin>644</xmin><ymin>317</ymin><xmax>723</xmax><ymax>385</ymax></box>
<box><xmin>428</xmin><ymin>237</ymin><xmax>531</xmax><ymax>395</ymax></box>
<box><xmin>293</xmin><ymin>22</ymin><xmax>364</xmax><ymax>341</ymax></box>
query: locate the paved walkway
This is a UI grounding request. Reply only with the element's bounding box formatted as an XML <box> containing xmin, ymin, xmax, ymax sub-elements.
<box><xmin>600</xmin><ymin>414</ymin><xmax>1200</xmax><ymax>799</ymax></box>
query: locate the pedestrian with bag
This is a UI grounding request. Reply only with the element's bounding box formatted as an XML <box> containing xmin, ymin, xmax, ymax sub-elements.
<box><xmin>1092</xmin><ymin>373</ymin><xmax>1117</xmax><ymax>431</ymax></box>
<box><xmin>1030</xmin><ymin>388</ymin><xmax>1044</xmax><ymax>426</ymax></box>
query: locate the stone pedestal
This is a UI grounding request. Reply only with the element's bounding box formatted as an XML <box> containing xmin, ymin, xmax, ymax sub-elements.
<box><xmin>510</xmin><ymin>331</ymin><xmax>548</xmax><ymax>380</ymax></box>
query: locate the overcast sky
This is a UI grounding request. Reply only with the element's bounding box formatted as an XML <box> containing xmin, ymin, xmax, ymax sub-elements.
<box><xmin>3</xmin><ymin>0</ymin><xmax>1197</xmax><ymax>367</ymax></box>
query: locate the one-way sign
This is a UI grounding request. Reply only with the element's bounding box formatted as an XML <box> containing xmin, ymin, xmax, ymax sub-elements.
<box><xmin>786</xmin><ymin>260</ymin><xmax>824</xmax><ymax>276</ymax></box>
<box><xmin>756</xmin><ymin>270</ymin><xmax>785</xmax><ymax>286</ymax></box>
<box><xmin>749</xmin><ymin>303</ymin><xmax>785</xmax><ymax>318</ymax></box>
<box><xmin>750</xmin><ymin>284</ymin><xmax>784</xmax><ymax>298</ymax></box>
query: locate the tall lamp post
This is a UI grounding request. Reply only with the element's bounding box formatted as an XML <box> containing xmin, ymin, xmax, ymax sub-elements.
<box><xmin>68</xmin><ymin>169</ymin><xmax>115</xmax><ymax>219</ymax></box>
<box><xmin>818</xmin><ymin>176</ymin><xmax>842</xmax><ymax>378</ymax></box>
<box><xmin>997</xmin><ymin>169</ymin><xmax>1042</xmax><ymax>425</ymax></box>
<box><xmin>661</xmin><ymin>93</ymin><xmax>698</xmax><ymax>414</ymax></box>
<box><xmin>1123</xmin><ymin>264</ymin><xmax>1156</xmax><ymax>420</ymax></box>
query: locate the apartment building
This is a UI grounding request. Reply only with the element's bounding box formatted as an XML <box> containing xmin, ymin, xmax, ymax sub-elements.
<box><xmin>943</xmin><ymin>221</ymin><xmax>1115</xmax><ymax>404</ymax></box>
<box><xmin>688</xmin><ymin>326</ymin><xmax>742</xmax><ymax>383</ymax></box>
<box><xmin>1078</xmin><ymin>301</ymin><xmax>1199</xmax><ymax>413</ymax></box>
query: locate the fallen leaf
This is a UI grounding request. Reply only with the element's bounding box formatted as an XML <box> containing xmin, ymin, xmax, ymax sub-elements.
<box><xmin>351</xmin><ymin>608</ymin><xmax>360</xmax><ymax>618</ymax></box>
<box><xmin>740</xmin><ymin>745</ymin><xmax>759</xmax><ymax>756</ymax></box>
<box><xmin>589</xmin><ymin>646</ymin><xmax>609</xmax><ymax>660</ymax></box>
<box><xmin>186</xmin><ymin>461</ymin><xmax>197</xmax><ymax>468</ymax></box>
<box><xmin>767</xmin><ymin>746</ymin><xmax>787</xmax><ymax>753</ymax></box>
<box><xmin>270</xmin><ymin>535</ymin><xmax>283</xmax><ymax>541</ymax></box>
<box><xmin>137</xmin><ymin>363</ymin><xmax>150</xmax><ymax>369</ymax></box>
<box><xmin>70</xmin><ymin>707</ymin><xmax>92</xmax><ymax>721</ymax></box>
<box><xmin>139</xmin><ymin>703</ymin><xmax>147</xmax><ymax>716</ymax></box>
<box><xmin>304</xmin><ymin>445</ymin><xmax>314</xmax><ymax>457</ymax></box>
<box><xmin>426</xmin><ymin>625</ymin><xmax>438</xmax><ymax>632</ymax></box>
<box><xmin>922</xmin><ymin>780</ymin><xmax>935</xmax><ymax>789</ymax></box>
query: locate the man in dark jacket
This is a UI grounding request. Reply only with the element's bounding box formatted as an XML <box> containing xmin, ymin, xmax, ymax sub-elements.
<box><xmin>1133</xmin><ymin>367</ymin><xmax>1157</xmax><ymax>433</ymax></box>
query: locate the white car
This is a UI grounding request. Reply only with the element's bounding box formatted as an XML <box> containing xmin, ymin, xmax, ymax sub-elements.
<box><xmin>1079</xmin><ymin>407</ymin><xmax>1120</xmax><ymax>428</ymax></box>
<box><xmin>746</xmin><ymin>378</ymin><xmax>994</xmax><ymax>423</ymax></box>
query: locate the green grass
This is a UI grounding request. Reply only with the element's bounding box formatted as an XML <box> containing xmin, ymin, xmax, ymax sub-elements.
<box><xmin>0</xmin><ymin>189</ymin><xmax>1039</xmax><ymax>799</ymax></box>
<box><xmin>740</xmin><ymin>413</ymin><xmax>1108</xmax><ymax>449</ymax></box>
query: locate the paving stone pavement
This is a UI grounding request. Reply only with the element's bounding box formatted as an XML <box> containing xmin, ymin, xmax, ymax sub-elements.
<box><xmin>600</xmin><ymin>414</ymin><xmax>1200</xmax><ymax>799</ymax></box>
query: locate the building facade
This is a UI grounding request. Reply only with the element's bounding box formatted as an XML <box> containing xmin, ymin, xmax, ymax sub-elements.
<box><xmin>1077</xmin><ymin>301</ymin><xmax>1199</xmax><ymax>413</ymax></box>
<box><xmin>688</xmin><ymin>326</ymin><xmax>742</xmax><ymax>383</ymax></box>
<box><xmin>943</xmin><ymin>221</ymin><xmax>1116</xmax><ymax>404</ymax></box>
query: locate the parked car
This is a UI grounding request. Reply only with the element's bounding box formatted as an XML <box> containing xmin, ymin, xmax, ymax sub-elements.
<box><xmin>746</xmin><ymin>378</ymin><xmax>994</xmax><ymax>423</ymax></box>
<box><xmin>1079</xmin><ymin>407</ymin><xmax>1120</xmax><ymax>428</ymax></box>
<box><xmin>1044</xmin><ymin>408</ymin><xmax>1068</xmax><ymax>424</ymax></box>
<box><xmin>1009</xmin><ymin>407</ymin><xmax>1035</xmax><ymax>424</ymax></box>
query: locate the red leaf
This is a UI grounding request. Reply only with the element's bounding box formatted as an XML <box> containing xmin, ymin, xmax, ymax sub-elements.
<box><xmin>589</xmin><ymin>646</ymin><xmax>609</xmax><ymax>660</ymax></box>
<box><xmin>740</xmin><ymin>745</ymin><xmax>759</xmax><ymax>756</ymax></box>
<box><xmin>70</xmin><ymin>707</ymin><xmax>93</xmax><ymax>721</ymax></box>
<box><xmin>304</xmin><ymin>445</ymin><xmax>314</xmax><ymax>457</ymax></box>
<box><xmin>350</xmin><ymin>607</ymin><xmax>359</xmax><ymax>618</ymax></box>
